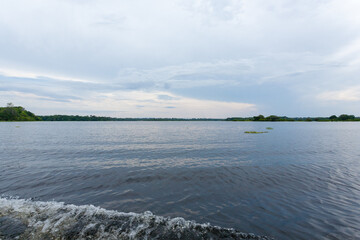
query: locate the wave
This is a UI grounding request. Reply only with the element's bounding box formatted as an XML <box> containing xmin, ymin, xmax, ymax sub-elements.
<box><xmin>0</xmin><ymin>197</ymin><xmax>271</xmax><ymax>240</ymax></box>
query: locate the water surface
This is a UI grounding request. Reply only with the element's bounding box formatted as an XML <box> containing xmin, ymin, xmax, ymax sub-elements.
<box><xmin>1</xmin><ymin>122</ymin><xmax>359</xmax><ymax>239</ymax></box>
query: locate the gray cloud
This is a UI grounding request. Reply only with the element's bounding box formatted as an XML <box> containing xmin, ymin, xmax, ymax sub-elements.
<box><xmin>157</xmin><ymin>95</ymin><xmax>178</xmax><ymax>100</ymax></box>
<box><xmin>1</xmin><ymin>0</ymin><xmax>360</xmax><ymax>116</ymax></box>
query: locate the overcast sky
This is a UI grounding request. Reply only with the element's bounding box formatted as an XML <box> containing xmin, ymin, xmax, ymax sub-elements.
<box><xmin>1</xmin><ymin>0</ymin><xmax>360</xmax><ymax>117</ymax></box>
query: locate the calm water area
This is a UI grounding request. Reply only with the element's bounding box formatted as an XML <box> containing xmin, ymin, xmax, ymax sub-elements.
<box><xmin>0</xmin><ymin>121</ymin><xmax>359</xmax><ymax>239</ymax></box>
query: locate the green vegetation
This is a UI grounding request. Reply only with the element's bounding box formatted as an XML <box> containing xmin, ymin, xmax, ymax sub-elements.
<box><xmin>332</xmin><ymin>114</ymin><xmax>356</xmax><ymax>121</ymax></box>
<box><xmin>266</xmin><ymin>127</ymin><xmax>273</xmax><ymax>130</ymax></box>
<box><xmin>0</xmin><ymin>103</ymin><xmax>41</xmax><ymax>121</ymax></box>
<box><xmin>39</xmin><ymin>115</ymin><xmax>223</xmax><ymax>121</ymax></box>
<box><xmin>244</xmin><ymin>131</ymin><xmax>268</xmax><ymax>134</ymax></box>
<box><xmin>227</xmin><ymin>114</ymin><xmax>360</xmax><ymax>122</ymax></box>
<box><xmin>40</xmin><ymin>115</ymin><xmax>120</xmax><ymax>121</ymax></box>
<box><xmin>1</xmin><ymin>103</ymin><xmax>359</xmax><ymax>122</ymax></box>
<box><xmin>38</xmin><ymin>114</ymin><xmax>360</xmax><ymax>122</ymax></box>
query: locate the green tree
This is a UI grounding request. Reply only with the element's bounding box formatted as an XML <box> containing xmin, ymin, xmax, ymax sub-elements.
<box><xmin>265</xmin><ymin>115</ymin><xmax>281</xmax><ymax>121</ymax></box>
<box><xmin>338</xmin><ymin>114</ymin><xmax>355</xmax><ymax>121</ymax></box>
<box><xmin>329</xmin><ymin>115</ymin><xmax>337</xmax><ymax>121</ymax></box>
<box><xmin>0</xmin><ymin>104</ymin><xmax>40</xmax><ymax>121</ymax></box>
<box><xmin>253</xmin><ymin>115</ymin><xmax>265</xmax><ymax>121</ymax></box>
<box><xmin>2</xmin><ymin>103</ymin><xmax>18</xmax><ymax>120</ymax></box>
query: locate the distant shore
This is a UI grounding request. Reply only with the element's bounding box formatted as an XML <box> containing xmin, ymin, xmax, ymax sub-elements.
<box><xmin>1</xmin><ymin>104</ymin><xmax>359</xmax><ymax>122</ymax></box>
<box><xmin>38</xmin><ymin>114</ymin><xmax>360</xmax><ymax>122</ymax></box>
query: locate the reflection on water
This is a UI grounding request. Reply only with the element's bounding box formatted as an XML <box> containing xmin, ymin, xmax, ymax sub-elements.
<box><xmin>1</xmin><ymin>121</ymin><xmax>360</xmax><ymax>239</ymax></box>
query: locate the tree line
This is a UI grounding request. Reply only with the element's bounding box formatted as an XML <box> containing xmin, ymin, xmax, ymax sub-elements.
<box><xmin>1</xmin><ymin>103</ymin><xmax>359</xmax><ymax>122</ymax></box>
<box><xmin>226</xmin><ymin>114</ymin><xmax>360</xmax><ymax>122</ymax></box>
<box><xmin>39</xmin><ymin>115</ymin><xmax>222</xmax><ymax>121</ymax></box>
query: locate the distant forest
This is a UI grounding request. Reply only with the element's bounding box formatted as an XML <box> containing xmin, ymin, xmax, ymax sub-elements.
<box><xmin>226</xmin><ymin>114</ymin><xmax>360</xmax><ymax>122</ymax></box>
<box><xmin>39</xmin><ymin>115</ymin><xmax>222</xmax><ymax>121</ymax></box>
<box><xmin>0</xmin><ymin>103</ymin><xmax>359</xmax><ymax>121</ymax></box>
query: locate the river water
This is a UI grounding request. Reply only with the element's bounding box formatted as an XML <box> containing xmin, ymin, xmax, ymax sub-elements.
<box><xmin>0</xmin><ymin>121</ymin><xmax>359</xmax><ymax>239</ymax></box>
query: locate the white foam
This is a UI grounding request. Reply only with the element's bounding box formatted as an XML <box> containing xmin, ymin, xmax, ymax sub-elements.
<box><xmin>0</xmin><ymin>197</ymin><xmax>269</xmax><ymax>239</ymax></box>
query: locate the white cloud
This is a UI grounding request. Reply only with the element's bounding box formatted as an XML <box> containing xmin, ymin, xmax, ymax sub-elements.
<box><xmin>0</xmin><ymin>89</ymin><xmax>256</xmax><ymax>118</ymax></box>
<box><xmin>0</xmin><ymin>70</ymin><xmax>256</xmax><ymax>117</ymax></box>
<box><xmin>76</xmin><ymin>90</ymin><xmax>256</xmax><ymax>118</ymax></box>
<box><xmin>329</xmin><ymin>38</ymin><xmax>360</xmax><ymax>70</ymax></box>
<box><xmin>1</xmin><ymin>0</ymin><xmax>360</xmax><ymax>115</ymax></box>
<box><xmin>317</xmin><ymin>86</ymin><xmax>360</xmax><ymax>102</ymax></box>
<box><xmin>0</xmin><ymin>68</ymin><xmax>97</xmax><ymax>83</ymax></box>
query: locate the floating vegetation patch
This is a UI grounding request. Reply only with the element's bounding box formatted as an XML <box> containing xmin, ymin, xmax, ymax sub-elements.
<box><xmin>244</xmin><ymin>131</ymin><xmax>268</xmax><ymax>134</ymax></box>
<box><xmin>266</xmin><ymin>127</ymin><xmax>273</xmax><ymax>130</ymax></box>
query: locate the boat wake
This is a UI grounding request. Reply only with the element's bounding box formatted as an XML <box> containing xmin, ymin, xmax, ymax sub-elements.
<box><xmin>0</xmin><ymin>197</ymin><xmax>270</xmax><ymax>239</ymax></box>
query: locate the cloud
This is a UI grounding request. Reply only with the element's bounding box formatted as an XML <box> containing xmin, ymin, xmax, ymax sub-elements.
<box><xmin>0</xmin><ymin>68</ymin><xmax>97</xmax><ymax>83</ymax></box>
<box><xmin>329</xmin><ymin>38</ymin><xmax>360</xmax><ymax>71</ymax></box>
<box><xmin>157</xmin><ymin>95</ymin><xmax>178</xmax><ymax>100</ymax></box>
<box><xmin>0</xmin><ymin>71</ymin><xmax>256</xmax><ymax>117</ymax></box>
<box><xmin>1</xmin><ymin>1</ymin><xmax>360</xmax><ymax>115</ymax></box>
<box><xmin>74</xmin><ymin>91</ymin><xmax>256</xmax><ymax>118</ymax></box>
<box><xmin>317</xmin><ymin>86</ymin><xmax>360</xmax><ymax>102</ymax></box>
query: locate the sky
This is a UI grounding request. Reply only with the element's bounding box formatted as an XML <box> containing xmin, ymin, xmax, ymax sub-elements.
<box><xmin>1</xmin><ymin>0</ymin><xmax>360</xmax><ymax>118</ymax></box>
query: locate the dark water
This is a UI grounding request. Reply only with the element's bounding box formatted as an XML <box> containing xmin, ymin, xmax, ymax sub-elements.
<box><xmin>0</xmin><ymin>122</ymin><xmax>359</xmax><ymax>239</ymax></box>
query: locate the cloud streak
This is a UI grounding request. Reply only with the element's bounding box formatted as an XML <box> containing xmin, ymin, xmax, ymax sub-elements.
<box><xmin>1</xmin><ymin>0</ymin><xmax>360</xmax><ymax>116</ymax></box>
<box><xmin>0</xmin><ymin>72</ymin><xmax>256</xmax><ymax>117</ymax></box>
<box><xmin>317</xmin><ymin>86</ymin><xmax>360</xmax><ymax>102</ymax></box>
